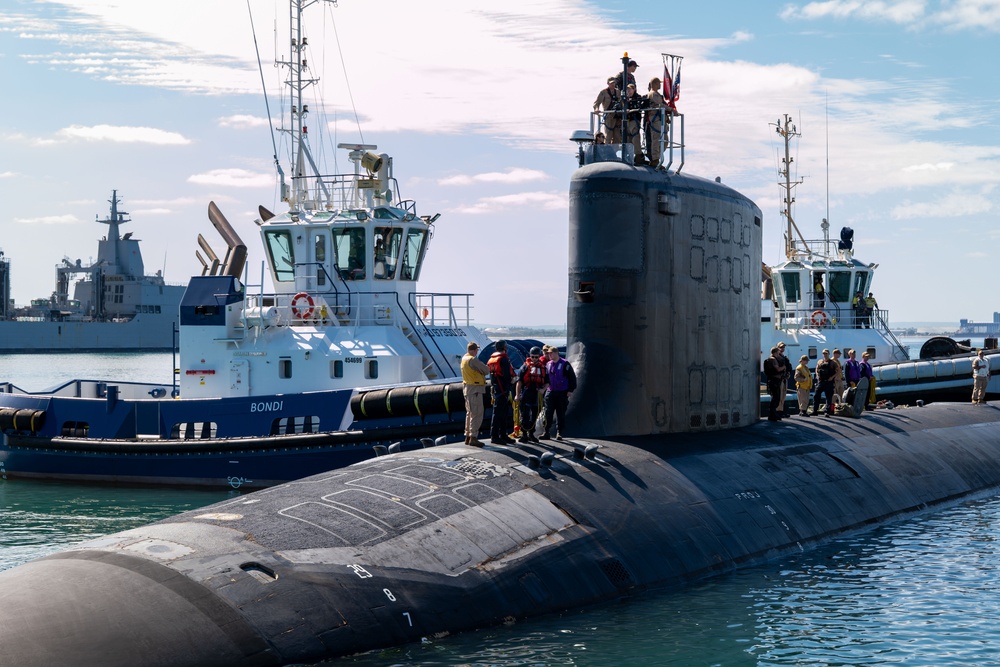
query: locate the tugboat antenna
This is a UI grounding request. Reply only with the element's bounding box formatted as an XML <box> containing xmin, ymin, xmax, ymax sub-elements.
<box><xmin>773</xmin><ymin>114</ymin><xmax>807</xmax><ymax>260</ymax></box>
<box><xmin>247</xmin><ymin>0</ymin><xmax>286</xmax><ymax>205</ymax></box>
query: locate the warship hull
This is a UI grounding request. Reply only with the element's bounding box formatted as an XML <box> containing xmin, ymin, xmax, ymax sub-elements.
<box><xmin>0</xmin><ymin>313</ymin><xmax>177</xmax><ymax>352</ymax></box>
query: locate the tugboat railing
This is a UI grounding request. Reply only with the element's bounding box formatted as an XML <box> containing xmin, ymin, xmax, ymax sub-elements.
<box><xmin>290</xmin><ymin>173</ymin><xmax>407</xmax><ymax>212</ymax></box>
<box><xmin>773</xmin><ymin>305</ymin><xmax>909</xmax><ymax>361</ymax></box>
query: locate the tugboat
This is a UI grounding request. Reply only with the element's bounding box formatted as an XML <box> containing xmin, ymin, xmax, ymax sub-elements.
<box><xmin>761</xmin><ymin>114</ymin><xmax>909</xmax><ymax>366</ymax></box>
<box><xmin>761</xmin><ymin>115</ymin><xmax>1000</xmax><ymax>406</ymax></box>
<box><xmin>0</xmin><ymin>0</ymin><xmax>491</xmax><ymax>488</ymax></box>
<box><xmin>0</xmin><ymin>191</ymin><xmax>184</xmax><ymax>352</ymax></box>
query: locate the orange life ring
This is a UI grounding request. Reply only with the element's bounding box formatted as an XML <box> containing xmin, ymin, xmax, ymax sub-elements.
<box><xmin>421</xmin><ymin>307</ymin><xmax>429</xmax><ymax>319</ymax></box>
<box><xmin>811</xmin><ymin>309</ymin><xmax>829</xmax><ymax>327</ymax></box>
<box><xmin>290</xmin><ymin>292</ymin><xmax>315</xmax><ymax>319</ymax></box>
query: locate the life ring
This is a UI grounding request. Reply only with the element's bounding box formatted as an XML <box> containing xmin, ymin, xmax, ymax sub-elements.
<box><xmin>811</xmin><ymin>309</ymin><xmax>830</xmax><ymax>327</ymax></box>
<box><xmin>290</xmin><ymin>292</ymin><xmax>315</xmax><ymax>319</ymax></box>
<box><xmin>422</xmin><ymin>307</ymin><xmax>429</xmax><ymax>319</ymax></box>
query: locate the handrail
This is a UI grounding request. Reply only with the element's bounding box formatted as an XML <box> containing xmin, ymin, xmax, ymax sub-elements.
<box><xmin>396</xmin><ymin>293</ymin><xmax>452</xmax><ymax>378</ymax></box>
<box><xmin>585</xmin><ymin>108</ymin><xmax>684</xmax><ymax>171</ymax></box>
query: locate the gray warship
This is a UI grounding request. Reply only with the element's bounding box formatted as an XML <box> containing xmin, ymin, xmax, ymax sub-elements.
<box><xmin>0</xmin><ymin>191</ymin><xmax>184</xmax><ymax>352</ymax></box>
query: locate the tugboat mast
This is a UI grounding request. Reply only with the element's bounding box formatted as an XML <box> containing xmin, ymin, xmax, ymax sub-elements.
<box><xmin>774</xmin><ymin>114</ymin><xmax>806</xmax><ymax>260</ymax></box>
<box><xmin>278</xmin><ymin>0</ymin><xmax>334</xmax><ymax>209</ymax></box>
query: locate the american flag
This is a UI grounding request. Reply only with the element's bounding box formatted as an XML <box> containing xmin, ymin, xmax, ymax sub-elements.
<box><xmin>668</xmin><ymin>64</ymin><xmax>681</xmax><ymax>109</ymax></box>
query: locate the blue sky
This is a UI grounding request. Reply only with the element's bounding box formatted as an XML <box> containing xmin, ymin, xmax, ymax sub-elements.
<box><xmin>1</xmin><ymin>0</ymin><xmax>998</xmax><ymax>326</ymax></box>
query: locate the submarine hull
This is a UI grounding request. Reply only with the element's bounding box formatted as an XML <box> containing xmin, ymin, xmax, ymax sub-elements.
<box><xmin>3</xmin><ymin>403</ymin><xmax>1000</xmax><ymax>665</ymax></box>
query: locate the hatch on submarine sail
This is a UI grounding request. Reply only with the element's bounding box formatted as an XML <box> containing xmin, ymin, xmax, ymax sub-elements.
<box><xmin>3</xmin><ymin>52</ymin><xmax>1000</xmax><ymax>667</ymax></box>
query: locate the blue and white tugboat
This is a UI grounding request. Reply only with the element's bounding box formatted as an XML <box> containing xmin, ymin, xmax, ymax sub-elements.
<box><xmin>761</xmin><ymin>114</ymin><xmax>909</xmax><ymax>367</ymax></box>
<box><xmin>762</xmin><ymin>115</ymin><xmax>1000</xmax><ymax>406</ymax></box>
<box><xmin>0</xmin><ymin>0</ymin><xmax>491</xmax><ymax>489</ymax></box>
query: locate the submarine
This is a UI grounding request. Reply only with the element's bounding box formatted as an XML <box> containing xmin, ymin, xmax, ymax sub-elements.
<box><xmin>5</xmin><ymin>87</ymin><xmax>1000</xmax><ymax>665</ymax></box>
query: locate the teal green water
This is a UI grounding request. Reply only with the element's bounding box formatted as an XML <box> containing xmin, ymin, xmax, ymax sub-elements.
<box><xmin>0</xmin><ymin>480</ymin><xmax>233</xmax><ymax>571</ymax></box>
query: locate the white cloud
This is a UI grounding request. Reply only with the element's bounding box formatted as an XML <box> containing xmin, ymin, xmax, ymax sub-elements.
<box><xmin>929</xmin><ymin>0</ymin><xmax>1000</xmax><ymax>31</ymax></box>
<box><xmin>891</xmin><ymin>188</ymin><xmax>995</xmax><ymax>219</ymax></box>
<box><xmin>0</xmin><ymin>171</ymin><xmax>16</xmax><ymax>178</ymax></box>
<box><xmin>438</xmin><ymin>168</ymin><xmax>549</xmax><ymax>186</ymax></box>
<box><xmin>902</xmin><ymin>162</ymin><xmax>955</xmax><ymax>172</ymax></box>
<box><xmin>780</xmin><ymin>0</ymin><xmax>1000</xmax><ymax>30</ymax></box>
<box><xmin>129</xmin><ymin>207</ymin><xmax>173</xmax><ymax>216</ymax></box>
<box><xmin>14</xmin><ymin>214</ymin><xmax>80</xmax><ymax>225</ymax></box>
<box><xmin>187</xmin><ymin>168</ymin><xmax>273</xmax><ymax>188</ymax></box>
<box><xmin>452</xmin><ymin>191</ymin><xmax>568</xmax><ymax>215</ymax></box>
<box><xmin>52</xmin><ymin>124</ymin><xmax>190</xmax><ymax>145</ymax></box>
<box><xmin>218</xmin><ymin>115</ymin><xmax>270</xmax><ymax>129</ymax></box>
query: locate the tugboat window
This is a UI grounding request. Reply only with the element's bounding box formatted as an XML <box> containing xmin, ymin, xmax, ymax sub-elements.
<box><xmin>853</xmin><ymin>272</ymin><xmax>869</xmax><ymax>298</ymax></box>
<box><xmin>265</xmin><ymin>231</ymin><xmax>295</xmax><ymax>282</ymax></box>
<box><xmin>279</xmin><ymin>358</ymin><xmax>292</xmax><ymax>379</ymax></box>
<box><xmin>331</xmin><ymin>360</ymin><xmax>344</xmax><ymax>378</ymax></box>
<box><xmin>373</xmin><ymin>227</ymin><xmax>402</xmax><ymax>280</ymax></box>
<box><xmin>779</xmin><ymin>272</ymin><xmax>800</xmax><ymax>304</ymax></box>
<box><xmin>829</xmin><ymin>271</ymin><xmax>852</xmax><ymax>303</ymax></box>
<box><xmin>333</xmin><ymin>228</ymin><xmax>366</xmax><ymax>280</ymax></box>
<box><xmin>314</xmin><ymin>234</ymin><xmax>327</xmax><ymax>286</ymax></box>
<box><xmin>400</xmin><ymin>229</ymin><xmax>428</xmax><ymax>281</ymax></box>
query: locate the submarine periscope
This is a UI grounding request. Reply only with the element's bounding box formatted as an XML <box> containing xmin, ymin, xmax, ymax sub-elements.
<box><xmin>5</xmin><ymin>66</ymin><xmax>1000</xmax><ymax>666</ymax></box>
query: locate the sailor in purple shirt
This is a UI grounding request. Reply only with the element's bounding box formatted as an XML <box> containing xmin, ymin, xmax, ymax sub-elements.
<box><xmin>541</xmin><ymin>345</ymin><xmax>577</xmax><ymax>440</ymax></box>
<box><xmin>844</xmin><ymin>349</ymin><xmax>862</xmax><ymax>387</ymax></box>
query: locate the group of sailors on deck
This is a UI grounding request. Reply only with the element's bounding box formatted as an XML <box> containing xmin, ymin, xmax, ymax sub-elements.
<box><xmin>592</xmin><ymin>60</ymin><xmax>676</xmax><ymax>167</ymax></box>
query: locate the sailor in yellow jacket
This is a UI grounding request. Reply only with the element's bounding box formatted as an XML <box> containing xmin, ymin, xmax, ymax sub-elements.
<box><xmin>460</xmin><ymin>341</ymin><xmax>490</xmax><ymax>446</ymax></box>
<box><xmin>794</xmin><ymin>355</ymin><xmax>814</xmax><ymax>416</ymax></box>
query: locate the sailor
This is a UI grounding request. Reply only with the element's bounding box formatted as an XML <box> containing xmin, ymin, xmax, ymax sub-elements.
<box><xmin>763</xmin><ymin>347</ymin><xmax>787</xmax><ymax>421</ymax></box>
<box><xmin>644</xmin><ymin>76</ymin><xmax>667</xmax><ymax>168</ymax></box>
<box><xmin>461</xmin><ymin>341</ymin><xmax>489</xmax><ymax>446</ymax></box>
<box><xmin>973</xmin><ymin>349</ymin><xmax>990</xmax><ymax>405</ymax></box>
<box><xmin>865</xmin><ymin>293</ymin><xmax>878</xmax><ymax>327</ymax></box>
<box><xmin>844</xmin><ymin>349</ymin><xmax>862</xmax><ymax>387</ymax></box>
<box><xmin>812</xmin><ymin>349</ymin><xmax>837</xmax><ymax>417</ymax></box>
<box><xmin>541</xmin><ymin>345</ymin><xmax>576</xmax><ymax>439</ymax></box>
<box><xmin>487</xmin><ymin>340</ymin><xmax>516</xmax><ymax>445</ymax></box>
<box><xmin>852</xmin><ymin>291</ymin><xmax>866</xmax><ymax>328</ymax></box>
<box><xmin>775</xmin><ymin>342</ymin><xmax>791</xmax><ymax>419</ymax></box>
<box><xmin>814</xmin><ymin>274</ymin><xmax>826</xmax><ymax>308</ymax></box>
<box><xmin>794</xmin><ymin>355</ymin><xmax>813</xmax><ymax>416</ymax></box>
<box><xmin>831</xmin><ymin>348</ymin><xmax>846</xmax><ymax>403</ymax></box>
<box><xmin>515</xmin><ymin>347</ymin><xmax>548</xmax><ymax>444</ymax></box>
<box><xmin>613</xmin><ymin>59</ymin><xmax>638</xmax><ymax>92</ymax></box>
<box><xmin>593</xmin><ymin>77</ymin><xmax>621</xmax><ymax>144</ymax></box>
<box><xmin>617</xmin><ymin>83</ymin><xmax>647</xmax><ymax>165</ymax></box>
<box><xmin>860</xmin><ymin>352</ymin><xmax>876</xmax><ymax>407</ymax></box>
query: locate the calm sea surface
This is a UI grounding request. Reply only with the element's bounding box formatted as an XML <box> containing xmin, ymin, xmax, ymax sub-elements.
<box><xmin>5</xmin><ymin>351</ymin><xmax>1000</xmax><ymax>666</ymax></box>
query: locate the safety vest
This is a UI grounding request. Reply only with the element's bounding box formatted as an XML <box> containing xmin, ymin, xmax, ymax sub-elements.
<box><xmin>461</xmin><ymin>354</ymin><xmax>486</xmax><ymax>385</ymax></box>
<box><xmin>795</xmin><ymin>363</ymin><xmax>813</xmax><ymax>390</ymax></box>
<box><xmin>521</xmin><ymin>358</ymin><xmax>547</xmax><ymax>388</ymax></box>
<box><xmin>547</xmin><ymin>358</ymin><xmax>575</xmax><ymax>392</ymax></box>
<box><xmin>488</xmin><ymin>352</ymin><xmax>512</xmax><ymax>391</ymax></box>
